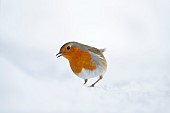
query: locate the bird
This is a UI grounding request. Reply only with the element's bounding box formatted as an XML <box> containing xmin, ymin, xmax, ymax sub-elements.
<box><xmin>56</xmin><ymin>41</ymin><xmax>107</xmax><ymax>87</ymax></box>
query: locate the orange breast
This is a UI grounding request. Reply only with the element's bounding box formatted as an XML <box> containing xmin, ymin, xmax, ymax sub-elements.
<box><xmin>63</xmin><ymin>48</ymin><xmax>96</xmax><ymax>74</ymax></box>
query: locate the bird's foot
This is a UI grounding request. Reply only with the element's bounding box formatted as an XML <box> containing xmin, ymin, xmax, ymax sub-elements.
<box><xmin>84</xmin><ymin>79</ymin><xmax>88</xmax><ymax>85</ymax></box>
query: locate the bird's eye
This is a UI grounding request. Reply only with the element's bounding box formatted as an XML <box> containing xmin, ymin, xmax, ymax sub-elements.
<box><xmin>67</xmin><ymin>46</ymin><xmax>71</xmax><ymax>50</ymax></box>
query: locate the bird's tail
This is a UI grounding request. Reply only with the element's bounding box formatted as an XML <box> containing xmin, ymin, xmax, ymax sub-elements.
<box><xmin>99</xmin><ymin>48</ymin><xmax>106</xmax><ymax>53</ymax></box>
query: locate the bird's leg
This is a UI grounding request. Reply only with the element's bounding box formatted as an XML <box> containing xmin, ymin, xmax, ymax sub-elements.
<box><xmin>84</xmin><ymin>79</ymin><xmax>88</xmax><ymax>85</ymax></box>
<box><xmin>90</xmin><ymin>76</ymin><xmax>103</xmax><ymax>87</ymax></box>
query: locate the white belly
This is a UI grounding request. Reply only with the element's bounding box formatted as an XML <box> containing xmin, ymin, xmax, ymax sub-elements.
<box><xmin>77</xmin><ymin>66</ymin><xmax>106</xmax><ymax>79</ymax></box>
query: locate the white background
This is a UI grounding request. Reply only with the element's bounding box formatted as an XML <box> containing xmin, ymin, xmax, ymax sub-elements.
<box><xmin>0</xmin><ymin>0</ymin><xmax>170</xmax><ymax>113</ymax></box>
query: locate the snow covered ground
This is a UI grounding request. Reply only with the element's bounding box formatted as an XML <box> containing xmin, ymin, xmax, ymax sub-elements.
<box><xmin>0</xmin><ymin>0</ymin><xmax>170</xmax><ymax>113</ymax></box>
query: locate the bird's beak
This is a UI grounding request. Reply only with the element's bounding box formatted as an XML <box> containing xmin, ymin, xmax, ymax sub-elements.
<box><xmin>56</xmin><ymin>52</ymin><xmax>63</xmax><ymax>58</ymax></box>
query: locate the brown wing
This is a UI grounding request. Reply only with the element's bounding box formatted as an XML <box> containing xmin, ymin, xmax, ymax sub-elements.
<box><xmin>88</xmin><ymin>47</ymin><xmax>104</xmax><ymax>57</ymax></box>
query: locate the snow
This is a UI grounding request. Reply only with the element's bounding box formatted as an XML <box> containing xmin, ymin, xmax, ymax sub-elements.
<box><xmin>0</xmin><ymin>0</ymin><xmax>170</xmax><ymax>113</ymax></box>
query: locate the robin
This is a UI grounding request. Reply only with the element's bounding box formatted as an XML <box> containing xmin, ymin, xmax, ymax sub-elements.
<box><xmin>56</xmin><ymin>41</ymin><xmax>107</xmax><ymax>87</ymax></box>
